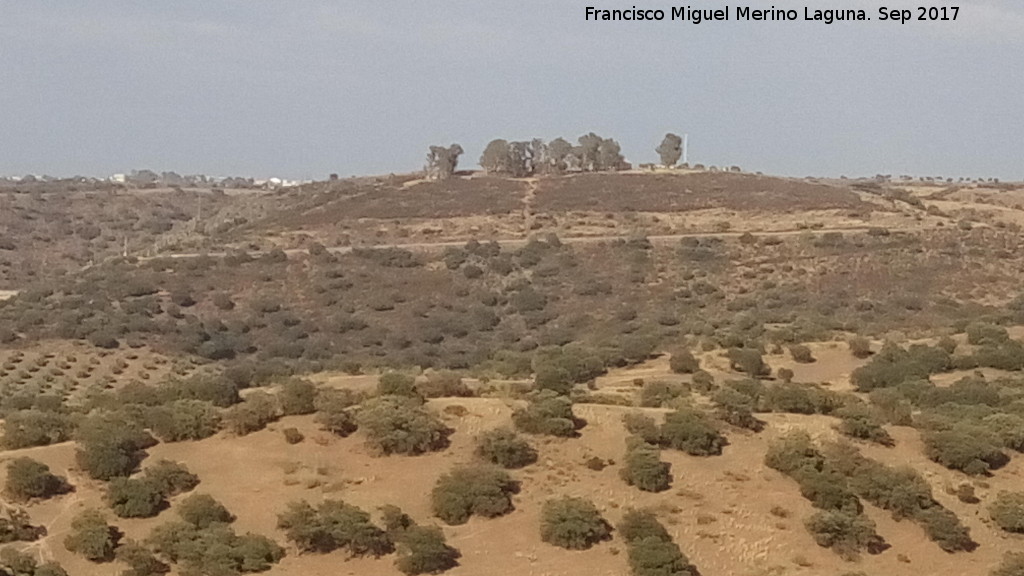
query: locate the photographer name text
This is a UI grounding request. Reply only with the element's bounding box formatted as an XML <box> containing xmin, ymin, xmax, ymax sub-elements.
<box><xmin>585</xmin><ymin>6</ymin><xmax>960</xmax><ymax>24</ymax></box>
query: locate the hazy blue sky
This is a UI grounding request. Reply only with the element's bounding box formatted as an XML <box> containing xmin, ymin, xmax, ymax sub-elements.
<box><xmin>1</xmin><ymin>1</ymin><xmax>1021</xmax><ymax>179</ymax></box>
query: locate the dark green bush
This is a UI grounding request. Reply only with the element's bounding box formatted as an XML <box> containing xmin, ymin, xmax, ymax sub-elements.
<box><xmin>147</xmin><ymin>400</ymin><xmax>221</xmax><ymax>442</ymax></box>
<box><xmin>539</xmin><ymin>497</ymin><xmax>611</xmax><ymax>550</ymax></box>
<box><xmin>915</xmin><ymin>506</ymin><xmax>975</xmax><ymax>552</ymax></box>
<box><xmin>990</xmin><ymin>491</ymin><xmax>1024</xmax><ymax>533</ymax></box>
<box><xmin>178</xmin><ymin>493</ymin><xmax>234</xmax><ymax>528</ymax></box>
<box><xmin>836</xmin><ymin>405</ymin><xmax>894</xmax><ymax>446</ymax></box>
<box><xmin>727</xmin><ymin>348</ymin><xmax>770</xmax><ymax>378</ymax></box>
<box><xmin>512</xmin><ymin>390</ymin><xmax>582</xmax><ymax>437</ymax></box>
<box><xmin>145</xmin><ymin>521</ymin><xmax>283</xmax><ymax>575</ymax></box>
<box><xmin>75</xmin><ymin>413</ymin><xmax>155</xmax><ymax>480</ymax></box>
<box><xmin>620</xmin><ymin>439</ymin><xmax>672</xmax><ymax>493</ymax></box>
<box><xmin>378</xmin><ymin>372</ymin><xmax>419</xmax><ymax>398</ymax></box>
<box><xmin>430</xmin><ymin>465</ymin><xmax>517</xmax><ymax>525</ymax></box>
<box><xmin>711</xmin><ymin>387</ymin><xmax>763</xmax><ymax>431</ymax></box>
<box><xmin>277</xmin><ymin>499</ymin><xmax>392</xmax><ymax>555</ymax></box>
<box><xmin>2</xmin><ymin>410</ymin><xmax>74</xmax><ymax>449</ymax></box>
<box><xmin>4</xmin><ymin>458</ymin><xmax>71</xmax><ymax>501</ymax></box>
<box><xmin>622</xmin><ymin>413</ymin><xmax>662</xmax><ymax>444</ymax></box>
<box><xmin>115</xmin><ymin>540</ymin><xmax>169</xmax><ymax>576</ymax></box>
<box><xmin>356</xmin><ymin>396</ymin><xmax>450</xmax><ymax>455</ymax></box>
<box><xmin>475</xmin><ymin>428</ymin><xmax>537</xmax><ymax>468</ymax></box>
<box><xmin>282</xmin><ymin>428</ymin><xmax>304</xmax><ymax>444</ymax></box>
<box><xmin>627</xmin><ymin>536</ymin><xmax>696</xmax><ymax>576</ymax></box>
<box><xmin>417</xmin><ymin>371</ymin><xmax>472</xmax><ymax>398</ymax></box>
<box><xmin>669</xmin><ymin>350</ymin><xmax>699</xmax><ymax>374</ymax></box>
<box><xmin>789</xmin><ymin>344</ymin><xmax>815</xmax><ymax>363</ymax></box>
<box><xmin>279</xmin><ymin>379</ymin><xmax>317</xmax><ymax>416</ymax></box>
<box><xmin>966</xmin><ymin>322</ymin><xmax>1009</xmax><ymax>346</ymax></box>
<box><xmin>804</xmin><ymin>509</ymin><xmax>882</xmax><ymax>560</ymax></box>
<box><xmin>847</xmin><ymin>337</ymin><xmax>873</xmax><ymax>359</ymax></box>
<box><xmin>63</xmin><ymin>509</ymin><xmax>118</xmax><ymax>562</ymax></box>
<box><xmin>224</xmin><ymin>392</ymin><xmax>280</xmax><ymax>436</ymax></box>
<box><xmin>639</xmin><ymin>381</ymin><xmax>687</xmax><ymax>408</ymax></box>
<box><xmin>314</xmin><ymin>389</ymin><xmax>360</xmax><ymax>437</ymax></box>
<box><xmin>105</xmin><ymin>478</ymin><xmax>165</xmax><ymax>518</ymax></box>
<box><xmin>143</xmin><ymin>460</ymin><xmax>199</xmax><ymax>497</ymax></box>
<box><xmin>394</xmin><ymin>526</ymin><xmax>460</xmax><ymax>575</ymax></box>
<box><xmin>923</xmin><ymin>425</ymin><xmax>1007</xmax><ymax>475</ymax></box>
<box><xmin>660</xmin><ymin>408</ymin><xmax>726</xmax><ymax>456</ymax></box>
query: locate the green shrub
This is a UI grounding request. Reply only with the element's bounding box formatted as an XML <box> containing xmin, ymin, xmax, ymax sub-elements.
<box><xmin>314</xmin><ymin>389</ymin><xmax>360</xmax><ymax>437</ymax></box>
<box><xmin>847</xmin><ymin>337</ymin><xmax>873</xmax><ymax>359</ymax></box>
<box><xmin>639</xmin><ymin>381</ymin><xmax>687</xmax><ymax>408</ymax></box>
<box><xmin>620</xmin><ymin>439</ymin><xmax>672</xmax><ymax>492</ymax></box>
<box><xmin>618</xmin><ymin>509</ymin><xmax>671</xmax><ymax>543</ymax></box>
<box><xmin>622</xmin><ymin>413</ymin><xmax>662</xmax><ymax>444</ymax></box>
<box><xmin>836</xmin><ymin>404</ymin><xmax>894</xmax><ymax>446</ymax></box>
<box><xmin>660</xmin><ymin>408</ymin><xmax>726</xmax><ymax>456</ymax></box>
<box><xmin>115</xmin><ymin>540</ymin><xmax>169</xmax><ymax>576</ymax></box>
<box><xmin>279</xmin><ymin>379</ymin><xmax>317</xmax><ymax>415</ymax></box>
<box><xmin>394</xmin><ymin>525</ymin><xmax>460</xmax><ymax>575</ymax></box>
<box><xmin>224</xmin><ymin>392</ymin><xmax>280</xmax><ymax>436</ymax></box>
<box><xmin>727</xmin><ymin>348</ymin><xmax>769</xmax><ymax>378</ymax></box>
<box><xmin>431</xmin><ymin>465</ymin><xmax>517</xmax><ymax>525</ymax></box>
<box><xmin>923</xmin><ymin>425</ymin><xmax>1007</xmax><ymax>475</ymax></box>
<box><xmin>143</xmin><ymin>460</ymin><xmax>199</xmax><ymax>497</ymax></box>
<box><xmin>145</xmin><ymin>521</ymin><xmax>283</xmax><ymax>575</ymax></box>
<box><xmin>64</xmin><ymin>509</ymin><xmax>118</xmax><ymax>562</ymax></box>
<box><xmin>915</xmin><ymin>506</ymin><xmax>974</xmax><ymax>552</ymax></box>
<box><xmin>691</xmin><ymin>370</ymin><xmax>715</xmax><ymax>392</ymax></box>
<box><xmin>0</xmin><ymin>506</ymin><xmax>44</xmax><ymax>544</ymax></box>
<box><xmin>627</xmin><ymin>536</ymin><xmax>696</xmax><ymax>576</ymax></box>
<box><xmin>179</xmin><ymin>493</ymin><xmax>234</xmax><ymax>528</ymax></box>
<box><xmin>764</xmin><ymin>431</ymin><xmax>824</xmax><ymax>475</ymax></box>
<box><xmin>711</xmin><ymin>387</ymin><xmax>763</xmax><ymax>431</ymax></box>
<box><xmin>277</xmin><ymin>499</ymin><xmax>392</xmax><ymax>555</ymax></box>
<box><xmin>75</xmin><ymin>413</ymin><xmax>155</xmax><ymax>480</ymax></box>
<box><xmin>147</xmin><ymin>400</ymin><xmax>221</xmax><ymax>442</ymax></box>
<box><xmin>777</xmin><ymin>367</ymin><xmax>794</xmax><ymax>383</ymax></box>
<box><xmin>669</xmin><ymin>350</ymin><xmax>699</xmax><ymax>374</ymax></box>
<box><xmin>417</xmin><ymin>371</ymin><xmax>472</xmax><ymax>398</ymax></box>
<box><xmin>475</xmin><ymin>428</ymin><xmax>537</xmax><ymax>468</ymax></box>
<box><xmin>804</xmin><ymin>509</ymin><xmax>882</xmax><ymax>560</ymax></box>
<box><xmin>789</xmin><ymin>344</ymin><xmax>815</xmax><ymax>363</ymax></box>
<box><xmin>512</xmin><ymin>390</ymin><xmax>582</xmax><ymax>437</ymax></box>
<box><xmin>850</xmin><ymin>343</ymin><xmax>950</xmax><ymax>392</ymax></box>
<box><xmin>356</xmin><ymin>396</ymin><xmax>450</xmax><ymax>455</ymax></box>
<box><xmin>4</xmin><ymin>457</ymin><xmax>71</xmax><ymax>501</ymax></box>
<box><xmin>966</xmin><ymin>322</ymin><xmax>1009</xmax><ymax>346</ymax></box>
<box><xmin>378</xmin><ymin>372</ymin><xmax>419</xmax><ymax>397</ymax></box>
<box><xmin>990</xmin><ymin>492</ymin><xmax>1024</xmax><ymax>533</ymax></box>
<box><xmin>539</xmin><ymin>497</ymin><xmax>611</xmax><ymax>550</ymax></box>
<box><xmin>105</xmin><ymin>478</ymin><xmax>165</xmax><ymax>518</ymax></box>
<box><xmin>2</xmin><ymin>410</ymin><xmax>74</xmax><ymax>449</ymax></box>
<box><xmin>282</xmin><ymin>428</ymin><xmax>304</xmax><ymax>444</ymax></box>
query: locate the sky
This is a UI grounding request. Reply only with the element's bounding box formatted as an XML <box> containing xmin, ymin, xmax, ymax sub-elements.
<box><xmin>0</xmin><ymin>1</ymin><xmax>1021</xmax><ymax>180</ymax></box>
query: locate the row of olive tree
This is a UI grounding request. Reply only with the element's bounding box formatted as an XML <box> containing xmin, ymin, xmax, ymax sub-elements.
<box><xmin>427</xmin><ymin>132</ymin><xmax>687</xmax><ymax>180</ymax></box>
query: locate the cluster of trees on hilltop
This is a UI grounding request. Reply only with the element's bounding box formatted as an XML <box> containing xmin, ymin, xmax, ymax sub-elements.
<box><xmin>479</xmin><ymin>133</ymin><xmax>627</xmax><ymax>177</ymax></box>
<box><xmin>425</xmin><ymin>132</ymin><xmax>687</xmax><ymax>180</ymax></box>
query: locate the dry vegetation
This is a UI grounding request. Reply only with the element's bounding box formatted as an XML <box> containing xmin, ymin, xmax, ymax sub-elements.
<box><xmin>0</xmin><ymin>170</ymin><xmax>1022</xmax><ymax>576</ymax></box>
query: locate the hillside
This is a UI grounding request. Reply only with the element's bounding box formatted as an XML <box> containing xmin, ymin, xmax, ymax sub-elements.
<box><xmin>0</xmin><ymin>170</ymin><xmax>1023</xmax><ymax>576</ymax></box>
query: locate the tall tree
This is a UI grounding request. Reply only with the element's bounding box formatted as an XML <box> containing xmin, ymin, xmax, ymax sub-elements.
<box><xmin>479</xmin><ymin>140</ymin><xmax>511</xmax><ymax>174</ymax></box>
<box><xmin>545</xmin><ymin>138</ymin><xmax>574</xmax><ymax>173</ymax></box>
<box><xmin>656</xmin><ymin>133</ymin><xmax>683</xmax><ymax>167</ymax></box>
<box><xmin>426</xmin><ymin>144</ymin><xmax>464</xmax><ymax>180</ymax></box>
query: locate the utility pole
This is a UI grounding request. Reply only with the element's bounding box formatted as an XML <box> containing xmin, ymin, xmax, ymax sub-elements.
<box><xmin>682</xmin><ymin>134</ymin><xmax>689</xmax><ymax>165</ymax></box>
